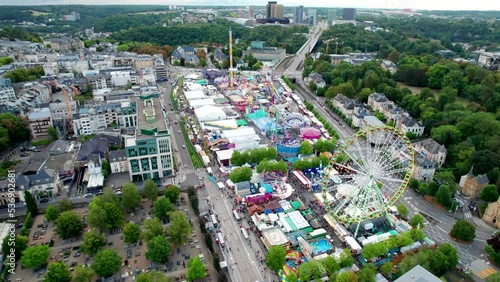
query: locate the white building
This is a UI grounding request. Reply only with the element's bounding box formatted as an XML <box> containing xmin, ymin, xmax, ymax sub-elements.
<box><xmin>109</xmin><ymin>149</ymin><xmax>128</xmax><ymax>173</ymax></box>
<box><xmin>43</xmin><ymin>62</ymin><xmax>59</xmax><ymax>75</ymax></box>
<box><xmin>17</xmin><ymin>83</ymin><xmax>51</xmax><ymax>106</ymax></box>
<box><xmin>0</xmin><ymin>78</ymin><xmax>16</xmax><ymax>105</ymax></box>
<box><xmin>111</xmin><ymin>70</ymin><xmax>139</xmax><ymax>87</ymax></box>
<box><xmin>85</xmin><ymin>154</ymin><xmax>104</xmax><ymax>191</ymax></box>
<box><xmin>50</xmin><ymin>101</ymin><xmax>78</xmax><ymax>123</ymax></box>
<box><xmin>17</xmin><ymin>169</ymin><xmax>60</xmax><ymax>195</ymax></box>
<box><xmin>222</xmin><ymin>127</ymin><xmax>261</xmax><ymax>151</ymax></box>
<box><xmin>28</xmin><ymin>108</ymin><xmax>52</xmax><ymax>140</ymax></box>
<box><xmin>397</xmin><ymin>115</ymin><xmax>425</xmax><ymax>136</ymax></box>
<box><xmin>72</xmin><ymin>101</ymin><xmax>137</xmax><ymax>136</ymax></box>
<box><xmin>138</xmin><ymin>68</ymin><xmax>157</xmax><ymax>86</ymax></box>
<box><xmin>412</xmin><ymin>138</ymin><xmax>447</xmax><ymax>167</ymax></box>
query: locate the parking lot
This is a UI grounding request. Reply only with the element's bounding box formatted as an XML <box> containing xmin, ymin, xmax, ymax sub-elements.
<box><xmin>12</xmin><ymin>193</ymin><xmax>215</xmax><ymax>281</ymax></box>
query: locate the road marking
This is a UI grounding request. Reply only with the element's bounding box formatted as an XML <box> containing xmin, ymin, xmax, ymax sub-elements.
<box><xmin>437</xmin><ymin>226</ymin><xmax>447</xmax><ymax>233</ymax></box>
<box><xmin>474</xmin><ymin>238</ymin><xmax>487</xmax><ymax>242</ymax></box>
<box><xmin>464</xmin><ymin>212</ymin><xmax>472</xmax><ymax>218</ymax></box>
<box><xmin>404</xmin><ymin>197</ymin><xmax>413</xmax><ymax>200</ymax></box>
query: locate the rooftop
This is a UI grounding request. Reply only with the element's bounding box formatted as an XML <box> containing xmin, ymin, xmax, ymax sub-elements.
<box><xmin>394</xmin><ymin>265</ymin><xmax>441</xmax><ymax>282</ymax></box>
<box><xmin>136</xmin><ymin>94</ymin><xmax>167</xmax><ymax>139</ymax></box>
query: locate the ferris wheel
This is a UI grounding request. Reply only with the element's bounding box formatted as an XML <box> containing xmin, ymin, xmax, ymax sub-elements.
<box><xmin>321</xmin><ymin>126</ymin><xmax>414</xmax><ymax>232</ymax></box>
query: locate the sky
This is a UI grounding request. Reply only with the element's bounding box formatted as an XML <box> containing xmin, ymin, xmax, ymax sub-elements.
<box><xmin>0</xmin><ymin>0</ymin><xmax>499</xmax><ymax>11</ymax></box>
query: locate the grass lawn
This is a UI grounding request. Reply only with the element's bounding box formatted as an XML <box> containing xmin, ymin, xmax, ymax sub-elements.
<box><xmin>31</xmin><ymin>139</ymin><xmax>53</xmax><ymax>146</ymax></box>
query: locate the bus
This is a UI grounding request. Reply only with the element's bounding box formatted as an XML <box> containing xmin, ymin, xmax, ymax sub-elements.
<box><xmin>233</xmin><ymin>210</ymin><xmax>241</xmax><ymax>221</ymax></box>
<box><xmin>241</xmin><ymin>228</ymin><xmax>249</xmax><ymax>239</ymax></box>
<box><xmin>211</xmin><ymin>214</ymin><xmax>218</xmax><ymax>228</ymax></box>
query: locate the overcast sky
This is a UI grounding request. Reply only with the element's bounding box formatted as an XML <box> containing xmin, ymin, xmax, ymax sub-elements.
<box><xmin>0</xmin><ymin>0</ymin><xmax>498</xmax><ymax>11</ymax></box>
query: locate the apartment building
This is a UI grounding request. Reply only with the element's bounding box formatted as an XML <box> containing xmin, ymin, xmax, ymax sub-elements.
<box><xmin>0</xmin><ymin>78</ymin><xmax>16</xmax><ymax>105</ymax></box>
<box><xmin>28</xmin><ymin>108</ymin><xmax>53</xmax><ymax>140</ymax></box>
<box><xmin>72</xmin><ymin>100</ymin><xmax>137</xmax><ymax>135</ymax></box>
<box><xmin>135</xmin><ymin>55</ymin><xmax>154</xmax><ymax>69</ymax></box>
<box><xmin>125</xmin><ymin>93</ymin><xmax>173</xmax><ymax>181</ymax></box>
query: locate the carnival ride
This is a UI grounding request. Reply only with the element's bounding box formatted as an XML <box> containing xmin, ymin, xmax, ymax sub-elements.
<box><xmin>321</xmin><ymin>126</ymin><xmax>415</xmax><ymax>236</ymax></box>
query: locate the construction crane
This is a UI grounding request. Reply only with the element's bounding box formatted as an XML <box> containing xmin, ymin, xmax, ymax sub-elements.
<box><xmin>324</xmin><ymin>38</ymin><xmax>342</xmax><ymax>55</ymax></box>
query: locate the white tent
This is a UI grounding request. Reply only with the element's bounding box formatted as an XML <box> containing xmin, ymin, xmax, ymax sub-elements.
<box><xmin>194</xmin><ymin>105</ymin><xmax>227</xmax><ymax>122</ymax></box>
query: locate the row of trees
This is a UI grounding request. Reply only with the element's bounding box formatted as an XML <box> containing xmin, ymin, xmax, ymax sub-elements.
<box><xmin>230</xmin><ymin>147</ymin><xmax>278</xmax><ymax>166</ymax></box>
<box><xmin>0</xmin><ymin>113</ymin><xmax>30</xmax><ymax>152</ymax></box>
<box><xmin>3</xmin><ymin>66</ymin><xmax>45</xmax><ymax>83</ymax></box>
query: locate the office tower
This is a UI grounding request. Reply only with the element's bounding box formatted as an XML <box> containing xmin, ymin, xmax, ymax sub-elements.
<box><xmin>272</xmin><ymin>4</ymin><xmax>284</xmax><ymax>19</ymax></box>
<box><xmin>248</xmin><ymin>6</ymin><xmax>254</xmax><ymax>19</ymax></box>
<box><xmin>294</xmin><ymin>6</ymin><xmax>304</xmax><ymax>25</ymax></box>
<box><xmin>266</xmin><ymin>1</ymin><xmax>277</xmax><ymax>19</ymax></box>
<box><xmin>308</xmin><ymin>9</ymin><xmax>317</xmax><ymax>26</ymax></box>
<box><xmin>328</xmin><ymin>9</ymin><xmax>336</xmax><ymax>25</ymax></box>
<box><xmin>343</xmin><ymin>8</ymin><xmax>356</xmax><ymax>21</ymax></box>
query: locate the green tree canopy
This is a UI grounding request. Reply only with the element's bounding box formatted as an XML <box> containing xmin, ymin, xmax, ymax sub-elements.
<box><xmin>167</xmin><ymin>211</ymin><xmax>192</xmax><ymax>247</ymax></box>
<box><xmin>103</xmin><ymin>202</ymin><xmax>124</xmax><ymax>230</ymax></box>
<box><xmin>480</xmin><ymin>184</ymin><xmax>499</xmax><ymax>202</ymax></box>
<box><xmin>123</xmin><ymin>222</ymin><xmax>142</xmax><ymax>244</ymax></box>
<box><xmin>358</xmin><ymin>263</ymin><xmax>377</xmax><ymax>282</ymax></box>
<box><xmin>143</xmin><ymin>179</ymin><xmax>159</xmax><ymax>202</ymax></box>
<box><xmin>81</xmin><ymin>230</ymin><xmax>106</xmax><ymax>256</ymax></box>
<box><xmin>2</xmin><ymin>235</ymin><xmax>28</xmax><ymax>260</ymax></box>
<box><xmin>145</xmin><ymin>235</ymin><xmax>172</xmax><ymax>263</ymax></box>
<box><xmin>57</xmin><ymin>198</ymin><xmax>73</xmax><ymax>212</ymax></box>
<box><xmin>137</xmin><ymin>271</ymin><xmax>173</xmax><ymax>282</ymax></box>
<box><xmin>45</xmin><ymin>262</ymin><xmax>71</xmax><ymax>282</ymax></box>
<box><xmin>122</xmin><ymin>182</ymin><xmax>142</xmax><ymax>212</ymax></box>
<box><xmin>45</xmin><ymin>204</ymin><xmax>59</xmax><ymax>222</ymax></box>
<box><xmin>164</xmin><ymin>185</ymin><xmax>180</xmax><ymax>203</ymax></box>
<box><xmin>186</xmin><ymin>257</ymin><xmax>207</xmax><ymax>281</ymax></box>
<box><xmin>313</xmin><ymin>139</ymin><xmax>337</xmax><ymax>153</ymax></box>
<box><xmin>55</xmin><ymin>211</ymin><xmax>83</xmax><ymax>239</ymax></box>
<box><xmin>451</xmin><ymin>220</ymin><xmax>476</xmax><ymax>241</ymax></box>
<box><xmin>24</xmin><ymin>190</ymin><xmax>38</xmax><ymax>216</ymax></box>
<box><xmin>153</xmin><ymin>197</ymin><xmax>174</xmax><ymax>221</ymax></box>
<box><xmin>92</xmin><ymin>249</ymin><xmax>121</xmax><ymax>278</ymax></box>
<box><xmin>409</xmin><ymin>214</ymin><xmax>425</xmax><ymax>228</ymax></box>
<box><xmin>21</xmin><ymin>245</ymin><xmax>50</xmax><ymax>269</ymax></box>
<box><xmin>87</xmin><ymin>198</ymin><xmax>108</xmax><ymax>232</ymax></box>
<box><xmin>435</xmin><ymin>185</ymin><xmax>453</xmax><ymax>208</ymax></box>
<box><xmin>396</xmin><ymin>204</ymin><xmax>409</xmax><ymax>218</ymax></box>
<box><xmin>73</xmin><ymin>266</ymin><xmax>95</xmax><ymax>282</ymax></box>
<box><xmin>265</xmin><ymin>246</ymin><xmax>286</xmax><ymax>271</ymax></box>
<box><xmin>142</xmin><ymin>218</ymin><xmax>165</xmax><ymax>242</ymax></box>
<box><xmin>229</xmin><ymin>167</ymin><xmax>253</xmax><ymax>183</ymax></box>
<box><xmin>299</xmin><ymin>141</ymin><xmax>313</xmax><ymax>155</ymax></box>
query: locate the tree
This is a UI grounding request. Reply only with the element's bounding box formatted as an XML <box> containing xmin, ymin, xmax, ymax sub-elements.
<box><xmin>313</xmin><ymin>139</ymin><xmax>336</xmax><ymax>153</ymax></box>
<box><xmin>153</xmin><ymin>197</ymin><xmax>174</xmax><ymax>221</ymax></box>
<box><xmin>144</xmin><ymin>179</ymin><xmax>159</xmax><ymax>202</ymax></box>
<box><xmin>435</xmin><ymin>185</ymin><xmax>453</xmax><ymax>208</ymax></box>
<box><xmin>92</xmin><ymin>249</ymin><xmax>121</xmax><ymax>278</ymax></box>
<box><xmin>339</xmin><ymin>248</ymin><xmax>354</xmax><ymax>268</ymax></box>
<box><xmin>336</xmin><ymin>271</ymin><xmax>358</xmax><ymax>282</ymax></box>
<box><xmin>55</xmin><ymin>211</ymin><xmax>83</xmax><ymax>239</ymax></box>
<box><xmin>285</xmin><ymin>272</ymin><xmax>298</xmax><ymax>282</ymax></box>
<box><xmin>145</xmin><ymin>235</ymin><xmax>172</xmax><ymax>263</ymax></box>
<box><xmin>103</xmin><ymin>202</ymin><xmax>124</xmax><ymax>230</ymax></box>
<box><xmin>81</xmin><ymin>230</ymin><xmax>106</xmax><ymax>256</ymax></box>
<box><xmin>48</xmin><ymin>126</ymin><xmax>58</xmax><ymax>140</ymax></box>
<box><xmin>362</xmin><ymin>242</ymin><xmax>388</xmax><ymax>260</ymax></box>
<box><xmin>45</xmin><ymin>262</ymin><xmax>71</xmax><ymax>282</ymax></box>
<box><xmin>164</xmin><ymin>185</ymin><xmax>180</xmax><ymax>203</ymax></box>
<box><xmin>187</xmin><ymin>257</ymin><xmax>207</xmax><ymax>281</ymax></box>
<box><xmin>168</xmin><ymin>211</ymin><xmax>192</xmax><ymax>247</ymax></box>
<box><xmin>358</xmin><ymin>263</ymin><xmax>377</xmax><ymax>282</ymax></box>
<box><xmin>24</xmin><ymin>191</ymin><xmax>38</xmax><ymax>216</ymax></box>
<box><xmin>137</xmin><ymin>271</ymin><xmax>172</xmax><ymax>282</ymax></box>
<box><xmin>265</xmin><ymin>246</ymin><xmax>286</xmax><ymax>271</ymax></box>
<box><xmin>451</xmin><ymin>220</ymin><xmax>476</xmax><ymax>241</ymax></box>
<box><xmin>437</xmin><ymin>243</ymin><xmax>459</xmax><ymax>269</ymax></box>
<box><xmin>57</xmin><ymin>198</ymin><xmax>73</xmax><ymax>212</ymax></box>
<box><xmin>229</xmin><ymin>167</ymin><xmax>253</xmax><ymax>183</ymax></box>
<box><xmin>73</xmin><ymin>266</ymin><xmax>95</xmax><ymax>282</ymax></box>
<box><xmin>409</xmin><ymin>214</ymin><xmax>425</xmax><ymax>228</ymax></box>
<box><xmin>486</xmin><ymin>272</ymin><xmax>500</xmax><ymax>282</ymax></box>
<box><xmin>396</xmin><ymin>204</ymin><xmax>409</xmax><ymax>218</ymax></box>
<box><xmin>102</xmin><ymin>159</ymin><xmax>111</xmax><ymax>173</ymax></box>
<box><xmin>122</xmin><ymin>182</ymin><xmax>142</xmax><ymax>212</ymax></box>
<box><xmin>87</xmin><ymin>200</ymin><xmax>108</xmax><ymax>232</ymax></box>
<box><xmin>2</xmin><ymin>235</ymin><xmax>28</xmax><ymax>260</ymax></box>
<box><xmin>379</xmin><ymin>262</ymin><xmax>394</xmax><ymax>277</ymax></box>
<box><xmin>142</xmin><ymin>218</ymin><xmax>165</xmax><ymax>242</ymax></box>
<box><xmin>481</xmin><ymin>184</ymin><xmax>499</xmax><ymax>202</ymax></box>
<box><xmin>45</xmin><ymin>205</ymin><xmax>59</xmax><ymax>222</ymax></box>
<box><xmin>123</xmin><ymin>222</ymin><xmax>142</xmax><ymax>244</ymax></box>
<box><xmin>431</xmin><ymin>125</ymin><xmax>462</xmax><ymax>147</ymax></box>
<box><xmin>299</xmin><ymin>141</ymin><xmax>313</xmax><ymax>155</ymax></box>
<box><xmin>21</xmin><ymin>245</ymin><xmax>49</xmax><ymax>269</ymax></box>
<box><xmin>321</xmin><ymin>256</ymin><xmax>340</xmax><ymax>274</ymax></box>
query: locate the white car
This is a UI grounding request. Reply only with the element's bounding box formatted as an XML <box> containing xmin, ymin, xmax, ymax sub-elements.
<box><xmin>83</xmin><ymin>193</ymin><xmax>93</xmax><ymax>198</ymax></box>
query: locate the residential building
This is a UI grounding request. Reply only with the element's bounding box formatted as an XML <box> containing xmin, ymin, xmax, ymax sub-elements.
<box><xmin>477</xmin><ymin>52</ymin><xmax>500</xmax><ymax>70</ymax></box>
<box><xmin>43</xmin><ymin>62</ymin><xmax>59</xmax><ymax>76</ymax></box>
<box><xmin>135</xmin><ymin>54</ymin><xmax>154</xmax><ymax>69</ymax></box>
<box><xmin>113</xmin><ymin>57</ymin><xmax>135</xmax><ymax>68</ymax></box>
<box><xmin>412</xmin><ymin>153</ymin><xmax>436</xmax><ymax>182</ymax></box>
<box><xmin>17</xmin><ymin>83</ymin><xmax>51</xmax><ymax>107</ymax></box>
<box><xmin>368</xmin><ymin>93</ymin><xmax>389</xmax><ymax>113</ymax></box>
<box><xmin>381</xmin><ymin>60</ymin><xmax>397</xmax><ymax>74</ymax></box>
<box><xmin>154</xmin><ymin>64</ymin><xmax>168</xmax><ymax>82</ymax></box>
<box><xmin>109</xmin><ymin>149</ymin><xmax>128</xmax><ymax>173</ymax></box>
<box><xmin>248</xmin><ymin>6</ymin><xmax>254</xmax><ymax>19</ymax></box>
<box><xmin>49</xmin><ymin>100</ymin><xmax>78</xmax><ymax>128</ymax></box>
<box><xmin>72</xmin><ymin>101</ymin><xmax>137</xmax><ymax>136</ymax></box>
<box><xmin>87</xmin><ymin>74</ymin><xmax>112</xmax><ymax>90</ymax></box>
<box><xmin>396</xmin><ymin>115</ymin><xmax>425</xmax><ymax>136</ymax></box>
<box><xmin>125</xmin><ymin>93</ymin><xmax>174</xmax><ymax>181</ymax></box>
<box><xmin>110</xmin><ymin>70</ymin><xmax>139</xmax><ymax>87</ymax></box>
<box><xmin>0</xmin><ymin>78</ymin><xmax>16</xmax><ymax>105</ymax></box>
<box><xmin>75</xmin><ymin>133</ymin><xmax>121</xmax><ymax>165</ymax></box>
<box><xmin>45</xmin><ymin>38</ymin><xmax>84</xmax><ymax>52</ymax></box>
<box><xmin>213</xmin><ymin>48</ymin><xmax>228</xmax><ymax>63</ymax></box>
<box><xmin>459</xmin><ymin>168</ymin><xmax>489</xmax><ymax>198</ymax></box>
<box><xmin>138</xmin><ymin>68</ymin><xmax>157</xmax><ymax>86</ymax></box>
<box><xmin>63</xmin><ymin>11</ymin><xmax>81</xmax><ymax>21</ymax></box>
<box><xmin>394</xmin><ymin>265</ymin><xmax>441</xmax><ymax>282</ymax></box>
<box><xmin>412</xmin><ymin>138</ymin><xmax>447</xmax><ymax>167</ymax></box>
<box><xmin>0</xmin><ymin>179</ymin><xmax>22</xmax><ymax>208</ymax></box>
<box><xmin>483</xmin><ymin>198</ymin><xmax>500</xmax><ymax>228</ymax></box>
<box><xmin>17</xmin><ymin>169</ymin><xmax>60</xmax><ymax>196</ymax></box>
<box><xmin>28</xmin><ymin>108</ymin><xmax>52</xmax><ymax>140</ymax></box>
<box><xmin>304</xmin><ymin>72</ymin><xmax>326</xmax><ymax>88</ymax></box>
<box><xmin>170</xmin><ymin>46</ymin><xmax>199</xmax><ymax>65</ymax></box>
<box><xmin>342</xmin><ymin>8</ymin><xmax>356</xmax><ymax>21</ymax></box>
<box><xmin>294</xmin><ymin>6</ymin><xmax>304</xmax><ymax>25</ymax></box>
